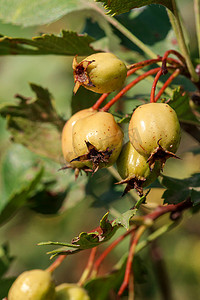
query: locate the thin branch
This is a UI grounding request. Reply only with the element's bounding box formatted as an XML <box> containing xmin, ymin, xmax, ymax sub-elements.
<box><xmin>154</xmin><ymin>68</ymin><xmax>181</xmax><ymax>102</ymax></box>
<box><xmin>92</xmin><ymin>93</ymin><xmax>109</xmax><ymax>110</ymax></box>
<box><xmin>78</xmin><ymin>247</ymin><xmax>97</xmax><ymax>286</ymax></box>
<box><xmin>101</xmin><ymin>68</ymin><xmax>160</xmax><ymax>111</ymax></box>
<box><xmin>91</xmin><ymin>3</ymin><xmax>157</xmax><ymax>60</ymax></box>
<box><xmin>194</xmin><ymin>0</ymin><xmax>200</xmax><ymax>58</ymax></box>
<box><xmin>118</xmin><ymin>226</ymin><xmax>146</xmax><ymax>297</ymax></box>
<box><xmin>167</xmin><ymin>1</ymin><xmax>199</xmax><ymax>82</ymax></box>
<box><xmin>46</xmin><ymin>255</ymin><xmax>66</xmax><ymax>273</ymax></box>
<box><xmin>93</xmin><ymin>226</ymin><xmax>136</xmax><ymax>276</ymax></box>
<box><xmin>150</xmin><ymin>69</ymin><xmax>163</xmax><ymax>103</ymax></box>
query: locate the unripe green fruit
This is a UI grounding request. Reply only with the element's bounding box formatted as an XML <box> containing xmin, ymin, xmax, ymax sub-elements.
<box><xmin>129</xmin><ymin>103</ymin><xmax>181</xmax><ymax>157</ymax></box>
<box><xmin>72</xmin><ymin>111</ymin><xmax>124</xmax><ymax>170</ymax></box>
<box><xmin>116</xmin><ymin>142</ymin><xmax>161</xmax><ymax>195</ymax></box>
<box><xmin>8</xmin><ymin>269</ymin><xmax>56</xmax><ymax>300</ymax></box>
<box><xmin>62</xmin><ymin>108</ymin><xmax>96</xmax><ymax>169</ymax></box>
<box><xmin>73</xmin><ymin>53</ymin><xmax>127</xmax><ymax>94</ymax></box>
<box><xmin>55</xmin><ymin>284</ymin><xmax>90</xmax><ymax>300</ymax></box>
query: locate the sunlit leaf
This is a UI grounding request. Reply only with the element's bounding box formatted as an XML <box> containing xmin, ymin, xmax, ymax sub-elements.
<box><xmin>96</xmin><ymin>0</ymin><xmax>173</xmax><ymax>15</ymax></box>
<box><xmin>0</xmin><ymin>31</ymin><xmax>96</xmax><ymax>56</ymax></box>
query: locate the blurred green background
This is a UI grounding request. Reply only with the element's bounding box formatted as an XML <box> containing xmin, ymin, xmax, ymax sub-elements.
<box><xmin>0</xmin><ymin>0</ymin><xmax>200</xmax><ymax>299</ymax></box>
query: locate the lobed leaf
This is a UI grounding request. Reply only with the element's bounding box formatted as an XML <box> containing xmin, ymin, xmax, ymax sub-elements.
<box><xmin>0</xmin><ymin>30</ymin><xmax>96</xmax><ymax>56</ymax></box>
<box><xmin>161</xmin><ymin>173</ymin><xmax>200</xmax><ymax>206</ymax></box>
<box><xmin>96</xmin><ymin>0</ymin><xmax>173</xmax><ymax>15</ymax></box>
<box><xmin>40</xmin><ymin>212</ymin><xmax>119</xmax><ymax>257</ymax></box>
<box><xmin>169</xmin><ymin>88</ymin><xmax>200</xmax><ymax>126</ymax></box>
<box><xmin>0</xmin><ymin>83</ymin><xmax>64</xmax><ymax>162</ymax></box>
<box><xmin>112</xmin><ymin>209</ymin><xmax>137</xmax><ymax>230</ymax></box>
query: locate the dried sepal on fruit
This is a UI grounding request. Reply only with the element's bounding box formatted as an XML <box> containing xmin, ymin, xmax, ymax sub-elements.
<box><xmin>72</xmin><ymin>111</ymin><xmax>124</xmax><ymax>172</ymax></box>
<box><xmin>55</xmin><ymin>283</ymin><xmax>90</xmax><ymax>300</ymax></box>
<box><xmin>128</xmin><ymin>103</ymin><xmax>181</xmax><ymax>170</ymax></box>
<box><xmin>116</xmin><ymin>142</ymin><xmax>161</xmax><ymax>196</ymax></box>
<box><xmin>73</xmin><ymin>52</ymin><xmax>127</xmax><ymax>94</ymax></box>
<box><xmin>61</xmin><ymin>108</ymin><xmax>97</xmax><ymax>178</ymax></box>
<box><xmin>8</xmin><ymin>269</ymin><xmax>56</xmax><ymax>300</ymax></box>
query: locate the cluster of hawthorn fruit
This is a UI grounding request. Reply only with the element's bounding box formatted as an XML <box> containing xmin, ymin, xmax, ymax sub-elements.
<box><xmin>7</xmin><ymin>52</ymin><xmax>181</xmax><ymax>299</ymax></box>
<box><xmin>62</xmin><ymin>52</ymin><xmax>181</xmax><ymax>196</ymax></box>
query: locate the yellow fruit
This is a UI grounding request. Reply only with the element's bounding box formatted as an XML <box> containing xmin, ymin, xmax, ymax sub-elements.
<box><xmin>72</xmin><ymin>111</ymin><xmax>124</xmax><ymax>171</ymax></box>
<box><xmin>61</xmin><ymin>108</ymin><xmax>96</xmax><ymax>169</ymax></box>
<box><xmin>73</xmin><ymin>52</ymin><xmax>127</xmax><ymax>94</ymax></box>
<box><xmin>55</xmin><ymin>284</ymin><xmax>90</xmax><ymax>300</ymax></box>
<box><xmin>8</xmin><ymin>269</ymin><xmax>55</xmax><ymax>300</ymax></box>
<box><xmin>129</xmin><ymin>103</ymin><xmax>181</xmax><ymax>169</ymax></box>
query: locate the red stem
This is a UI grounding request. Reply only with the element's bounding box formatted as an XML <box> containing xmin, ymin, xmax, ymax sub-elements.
<box><xmin>150</xmin><ymin>69</ymin><xmax>163</xmax><ymax>103</ymax></box>
<box><xmin>154</xmin><ymin>68</ymin><xmax>181</xmax><ymax>102</ymax></box>
<box><xmin>144</xmin><ymin>199</ymin><xmax>192</xmax><ymax>221</ymax></box>
<box><xmin>46</xmin><ymin>255</ymin><xmax>66</xmax><ymax>273</ymax></box>
<box><xmin>92</xmin><ymin>93</ymin><xmax>109</xmax><ymax>110</ymax></box>
<box><xmin>101</xmin><ymin>67</ymin><xmax>160</xmax><ymax>112</ymax></box>
<box><xmin>118</xmin><ymin>226</ymin><xmax>145</xmax><ymax>297</ymax></box>
<box><xmin>92</xmin><ymin>54</ymin><xmax>184</xmax><ymax>111</ymax></box>
<box><xmin>93</xmin><ymin>226</ymin><xmax>136</xmax><ymax>275</ymax></box>
<box><xmin>162</xmin><ymin>49</ymin><xmax>186</xmax><ymax>66</ymax></box>
<box><xmin>127</xmin><ymin>57</ymin><xmax>181</xmax><ymax>73</ymax></box>
<box><xmin>78</xmin><ymin>247</ymin><xmax>97</xmax><ymax>285</ymax></box>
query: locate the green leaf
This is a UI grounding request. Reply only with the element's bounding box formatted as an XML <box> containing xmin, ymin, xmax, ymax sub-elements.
<box><xmin>0</xmin><ymin>0</ymin><xmax>89</xmax><ymax>27</ymax></box>
<box><xmin>161</xmin><ymin>173</ymin><xmax>200</xmax><ymax>206</ymax></box>
<box><xmin>0</xmin><ymin>83</ymin><xmax>64</xmax><ymax>162</ymax></box>
<box><xmin>0</xmin><ymin>243</ymin><xmax>14</xmax><ymax>277</ymax></box>
<box><xmin>40</xmin><ymin>212</ymin><xmax>119</xmax><ymax>257</ymax></box>
<box><xmin>112</xmin><ymin>209</ymin><xmax>137</xmax><ymax>230</ymax></box>
<box><xmin>72</xmin><ymin>212</ymin><xmax>117</xmax><ymax>248</ymax></box>
<box><xmin>0</xmin><ymin>277</ymin><xmax>16</xmax><ymax>299</ymax></box>
<box><xmin>0</xmin><ymin>30</ymin><xmax>96</xmax><ymax>56</ymax></box>
<box><xmin>169</xmin><ymin>88</ymin><xmax>200</xmax><ymax>126</ymax></box>
<box><xmin>96</xmin><ymin>0</ymin><xmax>173</xmax><ymax>15</ymax></box>
<box><xmin>0</xmin><ymin>167</ymin><xmax>43</xmax><ymax>225</ymax></box>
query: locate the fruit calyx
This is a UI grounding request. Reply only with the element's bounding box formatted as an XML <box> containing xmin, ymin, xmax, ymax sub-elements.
<box><xmin>59</xmin><ymin>163</ymin><xmax>93</xmax><ymax>180</ymax></box>
<box><xmin>73</xmin><ymin>56</ymin><xmax>95</xmax><ymax>94</ymax></box>
<box><xmin>116</xmin><ymin>175</ymin><xmax>146</xmax><ymax>197</ymax></box>
<box><xmin>147</xmin><ymin>139</ymin><xmax>181</xmax><ymax>171</ymax></box>
<box><xmin>71</xmin><ymin>141</ymin><xmax>113</xmax><ymax>173</ymax></box>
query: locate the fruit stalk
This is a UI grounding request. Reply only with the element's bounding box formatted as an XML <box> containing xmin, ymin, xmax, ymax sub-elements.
<box><xmin>46</xmin><ymin>255</ymin><xmax>66</xmax><ymax>273</ymax></box>
<box><xmin>93</xmin><ymin>226</ymin><xmax>136</xmax><ymax>276</ymax></box>
<box><xmin>78</xmin><ymin>247</ymin><xmax>97</xmax><ymax>286</ymax></box>
<box><xmin>117</xmin><ymin>225</ymin><xmax>146</xmax><ymax>297</ymax></box>
<box><xmin>101</xmin><ymin>67</ymin><xmax>160</xmax><ymax>112</ymax></box>
<box><xmin>150</xmin><ymin>69</ymin><xmax>164</xmax><ymax>103</ymax></box>
<box><xmin>92</xmin><ymin>93</ymin><xmax>109</xmax><ymax>110</ymax></box>
<box><xmin>127</xmin><ymin>56</ymin><xmax>182</xmax><ymax>72</ymax></box>
<box><xmin>154</xmin><ymin>68</ymin><xmax>181</xmax><ymax>102</ymax></box>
